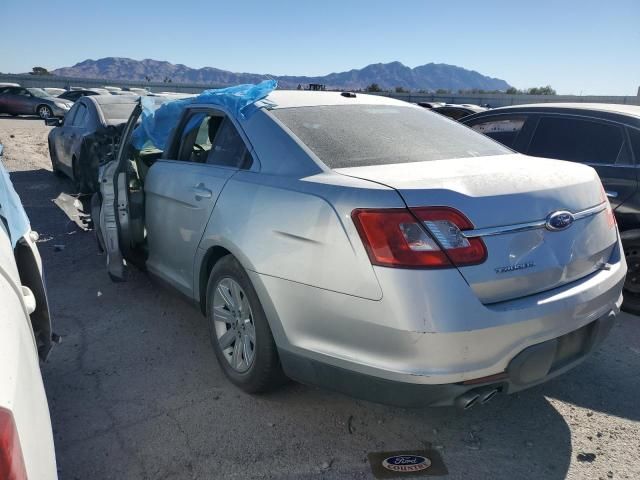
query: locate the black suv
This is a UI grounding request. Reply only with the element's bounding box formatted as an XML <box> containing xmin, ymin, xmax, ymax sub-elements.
<box><xmin>462</xmin><ymin>103</ymin><xmax>640</xmax><ymax>314</ymax></box>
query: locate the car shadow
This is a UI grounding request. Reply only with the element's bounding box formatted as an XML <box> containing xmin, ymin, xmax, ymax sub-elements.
<box><xmin>540</xmin><ymin>314</ymin><xmax>639</xmax><ymax>422</ymax></box>
<box><xmin>7</xmin><ymin>168</ymin><xmax>89</xmax><ymax>236</ymax></box>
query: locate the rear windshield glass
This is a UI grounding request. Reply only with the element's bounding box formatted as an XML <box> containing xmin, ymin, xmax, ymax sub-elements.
<box><xmin>100</xmin><ymin>103</ymin><xmax>137</xmax><ymax>122</ymax></box>
<box><xmin>272</xmin><ymin>105</ymin><xmax>510</xmax><ymax>168</ymax></box>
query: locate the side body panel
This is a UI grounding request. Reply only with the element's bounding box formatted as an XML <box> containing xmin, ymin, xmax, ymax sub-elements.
<box><xmin>145</xmin><ymin>160</ymin><xmax>235</xmax><ymax>295</ymax></box>
<box><xmin>0</xmin><ymin>227</ymin><xmax>57</xmax><ymax>480</ymax></box>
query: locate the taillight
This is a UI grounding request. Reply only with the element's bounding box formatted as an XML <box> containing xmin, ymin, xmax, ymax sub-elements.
<box><xmin>352</xmin><ymin>207</ymin><xmax>486</xmax><ymax>268</ymax></box>
<box><xmin>0</xmin><ymin>408</ymin><xmax>27</xmax><ymax>480</ymax></box>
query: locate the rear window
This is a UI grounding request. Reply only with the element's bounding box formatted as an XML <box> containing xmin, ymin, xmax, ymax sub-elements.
<box><xmin>99</xmin><ymin>103</ymin><xmax>136</xmax><ymax>122</ymax></box>
<box><xmin>528</xmin><ymin>116</ymin><xmax>625</xmax><ymax>165</ymax></box>
<box><xmin>272</xmin><ymin>105</ymin><xmax>510</xmax><ymax>169</ymax></box>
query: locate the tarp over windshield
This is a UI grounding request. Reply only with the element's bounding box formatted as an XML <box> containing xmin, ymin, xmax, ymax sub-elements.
<box><xmin>131</xmin><ymin>80</ymin><xmax>277</xmax><ymax>151</ymax></box>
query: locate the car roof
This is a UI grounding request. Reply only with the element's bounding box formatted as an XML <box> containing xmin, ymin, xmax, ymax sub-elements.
<box><xmin>485</xmin><ymin>102</ymin><xmax>640</xmax><ymax>119</ymax></box>
<box><xmin>87</xmin><ymin>94</ymin><xmax>139</xmax><ymax>106</ymax></box>
<box><xmin>259</xmin><ymin>90</ymin><xmax>413</xmax><ymax>109</ymax></box>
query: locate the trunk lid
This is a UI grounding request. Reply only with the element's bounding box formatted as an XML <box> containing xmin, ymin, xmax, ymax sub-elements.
<box><xmin>336</xmin><ymin>154</ymin><xmax>617</xmax><ymax>303</ymax></box>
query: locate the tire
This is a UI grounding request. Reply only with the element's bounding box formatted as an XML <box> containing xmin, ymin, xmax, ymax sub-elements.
<box><xmin>206</xmin><ymin>255</ymin><xmax>285</xmax><ymax>393</ymax></box>
<box><xmin>622</xmin><ymin>238</ymin><xmax>640</xmax><ymax>315</ymax></box>
<box><xmin>48</xmin><ymin>140</ymin><xmax>64</xmax><ymax>176</ymax></box>
<box><xmin>37</xmin><ymin>105</ymin><xmax>53</xmax><ymax>120</ymax></box>
<box><xmin>72</xmin><ymin>157</ymin><xmax>91</xmax><ymax>194</ymax></box>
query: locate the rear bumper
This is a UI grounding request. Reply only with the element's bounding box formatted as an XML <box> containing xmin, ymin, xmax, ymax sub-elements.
<box><xmin>250</xmin><ymin>239</ymin><xmax>626</xmax><ymax>406</ymax></box>
<box><xmin>279</xmin><ymin>310</ymin><xmax>617</xmax><ymax>407</ymax></box>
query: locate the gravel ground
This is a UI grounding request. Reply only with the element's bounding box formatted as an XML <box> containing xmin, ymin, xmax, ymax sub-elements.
<box><xmin>1</xmin><ymin>115</ymin><xmax>639</xmax><ymax>480</ymax></box>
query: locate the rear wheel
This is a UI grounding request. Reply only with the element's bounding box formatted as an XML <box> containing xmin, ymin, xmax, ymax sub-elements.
<box><xmin>622</xmin><ymin>240</ymin><xmax>640</xmax><ymax>315</ymax></box>
<box><xmin>48</xmin><ymin>140</ymin><xmax>64</xmax><ymax>176</ymax></box>
<box><xmin>38</xmin><ymin>105</ymin><xmax>53</xmax><ymax>120</ymax></box>
<box><xmin>73</xmin><ymin>157</ymin><xmax>91</xmax><ymax>194</ymax></box>
<box><xmin>206</xmin><ymin>255</ymin><xmax>285</xmax><ymax>393</ymax></box>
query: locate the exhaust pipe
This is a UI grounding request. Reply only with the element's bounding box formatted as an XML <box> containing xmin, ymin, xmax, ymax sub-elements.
<box><xmin>455</xmin><ymin>391</ymin><xmax>480</xmax><ymax>410</ymax></box>
<box><xmin>456</xmin><ymin>387</ymin><xmax>500</xmax><ymax>410</ymax></box>
<box><xmin>479</xmin><ymin>388</ymin><xmax>499</xmax><ymax>404</ymax></box>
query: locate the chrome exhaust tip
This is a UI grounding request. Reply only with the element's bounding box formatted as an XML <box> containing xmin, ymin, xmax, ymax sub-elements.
<box><xmin>480</xmin><ymin>388</ymin><xmax>499</xmax><ymax>404</ymax></box>
<box><xmin>455</xmin><ymin>391</ymin><xmax>480</xmax><ymax>410</ymax></box>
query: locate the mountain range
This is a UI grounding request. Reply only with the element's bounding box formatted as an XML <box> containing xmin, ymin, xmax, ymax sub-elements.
<box><xmin>52</xmin><ymin>57</ymin><xmax>511</xmax><ymax>91</ymax></box>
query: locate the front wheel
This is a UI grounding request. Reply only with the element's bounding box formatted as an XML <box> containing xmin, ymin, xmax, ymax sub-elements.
<box><xmin>206</xmin><ymin>255</ymin><xmax>285</xmax><ymax>393</ymax></box>
<box><xmin>38</xmin><ymin>105</ymin><xmax>53</xmax><ymax>120</ymax></box>
<box><xmin>622</xmin><ymin>240</ymin><xmax>640</xmax><ymax>315</ymax></box>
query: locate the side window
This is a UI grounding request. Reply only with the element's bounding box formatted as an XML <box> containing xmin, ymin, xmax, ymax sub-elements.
<box><xmin>176</xmin><ymin>111</ymin><xmax>249</xmax><ymax>169</ymax></box>
<box><xmin>64</xmin><ymin>103</ymin><xmax>80</xmax><ymax>125</ymax></box>
<box><xmin>177</xmin><ymin>112</ymin><xmax>223</xmax><ymax>163</ymax></box>
<box><xmin>469</xmin><ymin>116</ymin><xmax>526</xmax><ymax>148</ymax></box>
<box><xmin>528</xmin><ymin>116</ymin><xmax>625</xmax><ymax>165</ymax></box>
<box><xmin>71</xmin><ymin>103</ymin><xmax>88</xmax><ymax>127</ymax></box>
<box><xmin>206</xmin><ymin>118</ymin><xmax>247</xmax><ymax>168</ymax></box>
<box><xmin>16</xmin><ymin>88</ymin><xmax>31</xmax><ymax>97</ymax></box>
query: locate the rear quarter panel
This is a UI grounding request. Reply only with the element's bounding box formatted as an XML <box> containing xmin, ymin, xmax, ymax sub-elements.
<box><xmin>196</xmin><ymin>170</ymin><xmax>405</xmax><ymax>302</ymax></box>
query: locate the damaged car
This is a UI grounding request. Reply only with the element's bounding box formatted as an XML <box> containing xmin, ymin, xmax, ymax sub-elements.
<box><xmin>95</xmin><ymin>83</ymin><xmax>626</xmax><ymax>408</ymax></box>
<box><xmin>0</xmin><ymin>144</ymin><xmax>57</xmax><ymax>479</ymax></box>
<box><xmin>47</xmin><ymin>95</ymin><xmax>137</xmax><ymax>193</ymax></box>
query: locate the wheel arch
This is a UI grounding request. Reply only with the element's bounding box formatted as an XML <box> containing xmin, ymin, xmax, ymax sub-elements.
<box><xmin>14</xmin><ymin>241</ymin><xmax>53</xmax><ymax>360</ymax></box>
<box><xmin>198</xmin><ymin>245</ymin><xmax>233</xmax><ymax>315</ymax></box>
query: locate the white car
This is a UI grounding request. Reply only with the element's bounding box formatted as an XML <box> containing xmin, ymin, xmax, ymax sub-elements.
<box><xmin>0</xmin><ymin>144</ymin><xmax>57</xmax><ymax>479</ymax></box>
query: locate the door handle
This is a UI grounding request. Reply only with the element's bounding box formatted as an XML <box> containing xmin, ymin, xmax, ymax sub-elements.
<box><xmin>191</xmin><ymin>183</ymin><xmax>213</xmax><ymax>199</ymax></box>
<box><xmin>605</xmin><ymin>191</ymin><xmax>618</xmax><ymax>199</ymax></box>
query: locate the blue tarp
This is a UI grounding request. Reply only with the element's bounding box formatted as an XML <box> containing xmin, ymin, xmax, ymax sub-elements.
<box><xmin>132</xmin><ymin>80</ymin><xmax>277</xmax><ymax>151</ymax></box>
<box><xmin>0</xmin><ymin>153</ymin><xmax>31</xmax><ymax>247</ymax></box>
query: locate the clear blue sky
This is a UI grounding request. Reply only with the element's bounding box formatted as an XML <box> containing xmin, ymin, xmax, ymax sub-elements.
<box><xmin>2</xmin><ymin>0</ymin><xmax>638</xmax><ymax>95</ymax></box>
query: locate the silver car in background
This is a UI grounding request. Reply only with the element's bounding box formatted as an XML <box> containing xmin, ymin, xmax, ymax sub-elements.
<box><xmin>98</xmin><ymin>91</ymin><xmax>626</xmax><ymax>408</ymax></box>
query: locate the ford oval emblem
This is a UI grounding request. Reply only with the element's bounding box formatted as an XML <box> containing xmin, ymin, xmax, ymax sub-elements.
<box><xmin>546</xmin><ymin>210</ymin><xmax>574</xmax><ymax>231</ymax></box>
<box><xmin>382</xmin><ymin>455</ymin><xmax>432</xmax><ymax>473</ymax></box>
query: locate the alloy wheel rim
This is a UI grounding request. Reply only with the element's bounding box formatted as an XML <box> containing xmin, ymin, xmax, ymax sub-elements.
<box><xmin>212</xmin><ymin>277</ymin><xmax>256</xmax><ymax>373</ymax></box>
<box><xmin>39</xmin><ymin>106</ymin><xmax>51</xmax><ymax>119</ymax></box>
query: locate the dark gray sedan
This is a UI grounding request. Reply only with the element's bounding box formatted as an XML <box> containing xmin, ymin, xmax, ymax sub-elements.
<box><xmin>0</xmin><ymin>86</ymin><xmax>72</xmax><ymax>119</ymax></box>
<box><xmin>47</xmin><ymin>95</ymin><xmax>137</xmax><ymax>192</ymax></box>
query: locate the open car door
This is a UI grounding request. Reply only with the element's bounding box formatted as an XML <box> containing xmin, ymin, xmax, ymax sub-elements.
<box><xmin>97</xmin><ymin>102</ymin><xmax>142</xmax><ymax>281</ymax></box>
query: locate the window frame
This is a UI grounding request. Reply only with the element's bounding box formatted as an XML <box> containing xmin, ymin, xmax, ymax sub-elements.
<box><xmin>71</xmin><ymin>101</ymin><xmax>89</xmax><ymax>127</ymax></box>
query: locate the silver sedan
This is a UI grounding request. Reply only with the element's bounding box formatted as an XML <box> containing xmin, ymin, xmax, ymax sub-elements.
<box><xmin>97</xmin><ymin>91</ymin><xmax>626</xmax><ymax>408</ymax></box>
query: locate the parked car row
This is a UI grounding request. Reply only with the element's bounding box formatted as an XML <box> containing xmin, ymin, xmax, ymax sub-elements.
<box><xmin>0</xmin><ymin>84</ymin><xmax>147</xmax><ymax>119</ymax></box>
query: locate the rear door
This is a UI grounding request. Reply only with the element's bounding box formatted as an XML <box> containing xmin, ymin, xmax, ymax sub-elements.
<box><xmin>51</xmin><ymin>103</ymin><xmax>79</xmax><ymax>173</ymax></box>
<box><xmin>59</xmin><ymin>101</ymin><xmax>89</xmax><ymax>172</ymax></box>
<box><xmin>144</xmin><ymin>107</ymin><xmax>252</xmax><ymax>296</ymax></box>
<box><xmin>525</xmin><ymin>114</ymin><xmax>636</xmax><ymax>210</ymax></box>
